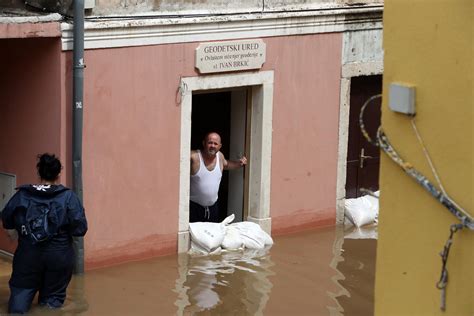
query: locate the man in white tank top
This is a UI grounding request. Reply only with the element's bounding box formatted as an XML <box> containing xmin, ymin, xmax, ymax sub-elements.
<box><xmin>190</xmin><ymin>132</ymin><xmax>247</xmax><ymax>222</ymax></box>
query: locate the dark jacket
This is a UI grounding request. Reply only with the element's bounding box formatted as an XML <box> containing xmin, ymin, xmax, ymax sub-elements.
<box><xmin>2</xmin><ymin>184</ymin><xmax>87</xmax><ymax>250</ymax></box>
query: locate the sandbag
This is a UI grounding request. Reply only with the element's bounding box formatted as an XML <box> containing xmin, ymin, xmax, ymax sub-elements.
<box><xmin>189</xmin><ymin>214</ymin><xmax>235</xmax><ymax>253</ymax></box>
<box><xmin>230</xmin><ymin>221</ymin><xmax>273</xmax><ymax>249</ymax></box>
<box><xmin>364</xmin><ymin>193</ymin><xmax>379</xmax><ymax>224</ymax></box>
<box><xmin>221</xmin><ymin>225</ymin><xmax>243</xmax><ymax>250</ymax></box>
<box><xmin>189</xmin><ymin>241</ymin><xmax>222</xmax><ymax>255</ymax></box>
<box><xmin>189</xmin><ymin>214</ymin><xmax>274</xmax><ymax>253</ymax></box>
<box><xmin>344</xmin><ymin>192</ymin><xmax>379</xmax><ymax>227</ymax></box>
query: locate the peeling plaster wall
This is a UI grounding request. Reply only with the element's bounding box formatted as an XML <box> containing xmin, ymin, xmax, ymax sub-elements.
<box><xmin>92</xmin><ymin>0</ymin><xmax>382</xmax><ymax>15</ymax></box>
<box><xmin>264</xmin><ymin>0</ymin><xmax>367</xmax><ymax>11</ymax></box>
<box><xmin>92</xmin><ymin>0</ymin><xmax>263</xmax><ymax>15</ymax></box>
<box><xmin>153</xmin><ymin>0</ymin><xmax>262</xmax><ymax>13</ymax></box>
<box><xmin>342</xmin><ymin>29</ymin><xmax>383</xmax><ymax>65</ymax></box>
<box><xmin>0</xmin><ymin>0</ymin><xmax>383</xmax><ymax>18</ymax></box>
<box><xmin>92</xmin><ymin>0</ymin><xmax>154</xmax><ymax>14</ymax></box>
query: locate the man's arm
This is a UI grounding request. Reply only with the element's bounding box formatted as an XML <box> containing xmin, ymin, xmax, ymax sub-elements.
<box><xmin>190</xmin><ymin>150</ymin><xmax>200</xmax><ymax>175</ymax></box>
<box><xmin>222</xmin><ymin>152</ymin><xmax>247</xmax><ymax>170</ymax></box>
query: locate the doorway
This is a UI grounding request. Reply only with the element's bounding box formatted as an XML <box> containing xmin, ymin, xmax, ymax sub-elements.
<box><xmin>178</xmin><ymin>71</ymin><xmax>274</xmax><ymax>252</ymax></box>
<box><xmin>345</xmin><ymin>75</ymin><xmax>382</xmax><ymax>198</ymax></box>
<box><xmin>191</xmin><ymin>89</ymin><xmax>248</xmax><ymax>222</ymax></box>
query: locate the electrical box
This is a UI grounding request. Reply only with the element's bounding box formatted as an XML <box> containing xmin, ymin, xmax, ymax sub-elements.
<box><xmin>389</xmin><ymin>83</ymin><xmax>416</xmax><ymax>115</ymax></box>
<box><xmin>84</xmin><ymin>0</ymin><xmax>95</xmax><ymax>9</ymax></box>
<box><xmin>0</xmin><ymin>172</ymin><xmax>16</xmax><ymax>212</ymax></box>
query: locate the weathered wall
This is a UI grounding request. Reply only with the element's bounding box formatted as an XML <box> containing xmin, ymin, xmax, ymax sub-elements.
<box><xmin>375</xmin><ymin>1</ymin><xmax>473</xmax><ymax>315</ymax></box>
<box><xmin>152</xmin><ymin>0</ymin><xmax>260</xmax><ymax>13</ymax></box>
<box><xmin>90</xmin><ymin>0</ymin><xmax>258</xmax><ymax>15</ymax></box>
<box><xmin>92</xmin><ymin>0</ymin><xmax>382</xmax><ymax>14</ymax></box>
<box><xmin>0</xmin><ymin>0</ymin><xmax>383</xmax><ymax>16</ymax></box>
<box><xmin>79</xmin><ymin>32</ymin><xmax>341</xmax><ymax>268</ymax></box>
<box><xmin>342</xmin><ymin>29</ymin><xmax>383</xmax><ymax>65</ymax></box>
<box><xmin>265</xmin><ymin>0</ymin><xmax>382</xmax><ymax>11</ymax></box>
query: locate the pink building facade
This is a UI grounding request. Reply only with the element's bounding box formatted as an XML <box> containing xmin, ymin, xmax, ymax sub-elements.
<box><xmin>0</xmin><ymin>3</ymin><xmax>383</xmax><ymax>269</ymax></box>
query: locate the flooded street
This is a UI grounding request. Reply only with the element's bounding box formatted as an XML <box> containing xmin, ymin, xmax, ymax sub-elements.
<box><xmin>0</xmin><ymin>225</ymin><xmax>376</xmax><ymax>315</ymax></box>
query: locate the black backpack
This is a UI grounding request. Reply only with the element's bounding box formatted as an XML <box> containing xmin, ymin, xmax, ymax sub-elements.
<box><xmin>22</xmin><ymin>199</ymin><xmax>61</xmax><ymax>244</ymax></box>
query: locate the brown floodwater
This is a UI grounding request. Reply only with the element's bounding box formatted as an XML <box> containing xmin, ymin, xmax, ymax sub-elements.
<box><xmin>0</xmin><ymin>225</ymin><xmax>376</xmax><ymax>315</ymax></box>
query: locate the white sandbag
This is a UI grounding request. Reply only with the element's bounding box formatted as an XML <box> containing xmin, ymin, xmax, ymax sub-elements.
<box><xmin>343</xmin><ymin>215</ymin><xmax>354</xmax><ymax>227</ymax></box>
<box><xmin>189</xmin><ymin>214</ymin><xmax>235</xmax><ymax>253</ymax></box>
<box><xmin>344</xmin><ymin>194</ymin><xmax>378</xmax><ymax>227</ymax></box>
<box><xmin>230</xmin><ymin>221</ymin><xmax>273</xmax><ymax>249</ymax></box>
<box><xmin>221</xmin><ymin>214</ymin><xmax>236</xmax><ymax>226</ymax></box>
<box><xmin>189</xmin><ymin>241</ymin><xmax>222</xmax><ymax>255</ymax></box>
<box><xmin>189</xmin><ymin>222</ymin><xmax>224</xmax><ymax>253</ymax></box>
<box><xmin>261</xmin><ymin>229</ymin><xmax>274</xmax><ymax>246</ymax></box>
<box><xmin>221</xmin><ymin>225</ymin><xmax>243</xmax><ymax>250</ymax></box>
<box><xmin>364</xmin><ymin>191</ymin><xmax>379</xmax><ymax>223</ymax></box>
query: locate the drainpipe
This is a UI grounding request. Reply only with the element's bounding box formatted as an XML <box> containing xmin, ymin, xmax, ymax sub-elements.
<box><xmin>72</xmin><ymin>0</ymin><xmax>85</xmax><ymax>274</ymax></box>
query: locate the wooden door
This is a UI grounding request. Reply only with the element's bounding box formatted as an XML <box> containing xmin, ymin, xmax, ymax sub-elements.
<box><xmin>345</xmin><ymin>75</ymin><xmax>382</xmax><ymax>198</ymax></box>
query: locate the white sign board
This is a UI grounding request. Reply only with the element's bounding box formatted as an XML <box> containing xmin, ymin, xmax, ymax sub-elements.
<box><xmin>195</xmin><ymin>39</ymin><xmax>266</xmax><ymax>74</ymax></box>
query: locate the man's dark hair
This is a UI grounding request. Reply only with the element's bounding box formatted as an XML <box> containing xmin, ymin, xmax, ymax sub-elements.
<box><xmin>36</xmin><ymin>153</ymin><xmax>62</xmax><ymax>181</ymax></box>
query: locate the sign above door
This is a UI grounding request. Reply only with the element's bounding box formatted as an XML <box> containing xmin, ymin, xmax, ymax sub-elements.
<box><xmin>195</xmin><ymin>39</ymin><xmax>266</xmax><ymax>74</ymax></box>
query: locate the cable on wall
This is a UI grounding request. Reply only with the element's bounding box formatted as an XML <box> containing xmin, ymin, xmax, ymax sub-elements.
<box><xmin>359</xmin><ymin>94</ymin><xmax>473</xmax><ymax>311</ymax></box>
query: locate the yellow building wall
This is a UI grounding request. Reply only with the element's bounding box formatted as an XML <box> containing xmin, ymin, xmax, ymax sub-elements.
<box><xmin>375</xmin><ymin>1</ymin><xmax>473</xmax><ymax>315</ymax></box>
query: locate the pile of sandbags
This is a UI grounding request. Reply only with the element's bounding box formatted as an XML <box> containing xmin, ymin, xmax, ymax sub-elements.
<box><xmin>189</xmin><ymin>214</ymin><xmax>273</xmax><ymax>255</ymax></box>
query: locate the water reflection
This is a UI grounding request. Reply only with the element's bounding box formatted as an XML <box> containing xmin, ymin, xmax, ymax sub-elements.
<box><xmin>0</xmin><ymin>225</ymin><xmax>377</xmax><ymax>315</ymax></box>
<box><xmin>328</xmin><ymin>226</ymin><xmax>351</xmax><ymax>315</ymax></box>
<box><xmin>175</xmin><ymin>248</ymin><xmax>274</xmax><ymax>315</ymax></box>
<box><xmin>335</xmin><ymin>225</ymin><xmax>377</xmax><ymax>316</ymax></box>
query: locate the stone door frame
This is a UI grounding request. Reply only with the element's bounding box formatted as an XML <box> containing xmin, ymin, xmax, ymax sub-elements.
<box><xmin>178</xmin><ymin>71</ymin><xmax>274</xmax><ymax>252</ymax></box>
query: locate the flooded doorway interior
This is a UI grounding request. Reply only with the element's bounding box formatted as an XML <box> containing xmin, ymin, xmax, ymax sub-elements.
<box><xmin>191</xmin><ymin>89</ymin><xmax>249</xmax><ymax>222</ymax></box>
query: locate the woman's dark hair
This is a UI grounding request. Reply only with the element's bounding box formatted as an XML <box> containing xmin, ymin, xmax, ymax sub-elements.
<box><xmin>36</xmin><ymin>153</ymin><xmax>62</xmax><ymax>181</ymax></box>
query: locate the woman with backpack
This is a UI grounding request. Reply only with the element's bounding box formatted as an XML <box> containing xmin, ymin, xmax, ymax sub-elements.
<box><xmin>1</xmin><ymin>153</ymin><xmax>88</xmax><ymax>314</ymax></box>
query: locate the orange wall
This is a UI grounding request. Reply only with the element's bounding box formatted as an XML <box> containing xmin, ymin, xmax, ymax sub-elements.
<box><xmin>79</xmin><ymin>33</ymin><xmax>342</xmax><ymax>268</ymax></box>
